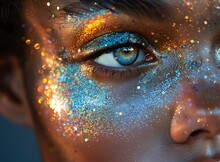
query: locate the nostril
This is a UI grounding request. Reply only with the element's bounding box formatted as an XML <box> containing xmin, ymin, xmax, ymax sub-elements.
<box><xmin>188</xmin><ymin>129</ymin><xmax>210</xmax><ymax>141</ymax></box>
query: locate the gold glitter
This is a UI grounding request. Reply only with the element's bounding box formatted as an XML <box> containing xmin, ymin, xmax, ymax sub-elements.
<box><xmin>41</xmin><ymin>52</ymin><xmax>46</xmax><ymax>57</ymax></box>
<box><xmin>43</xmin><ymin>78</ymin><xmax>48</xmax><ymax>84</ymax></box>
<box><xmin>42</xmin><ymin>65</ymin><xmax>47</xmax><ymax>69</ymax></box>
<box><xmin>38</xmin><ymin>99</ymin><xmax>42</xmax><ymax>104</ymax></box>
<box><xmin>48</xmin><ymin>80</ymin><xmax>52</xmax><ymax>85</ymax></box>
<box><xmin>190</xmin><ymin>39</ymin><xmax>195</xmax><ymax>43</ymax></box>
<box><xmin>80</xmin><ymin>18</ymin><xmax>106</xmax><ymax>41</ymax></box>
<box><xmin>77</xmin><ymin>12</ymin><xmax>114</xmax><ymax>44</ymax></box>
<box><xmin>25</xmin><ymin>39</ymin><xmax>31</xmax><ymax>45</ymax></box>
<box><xmin>34</xmin><ymin>43</ymin><xmax>41</xmax><ymax>50</ymax></box>
<box><xmin>197</xmin><ymin>118</ymin><xmax>203</xmax><ymax>123</ymax></box>
<box><xmin>37</xmin><ymin>87</ymin><xmax>43</xmax><ymax>93</ymax></box>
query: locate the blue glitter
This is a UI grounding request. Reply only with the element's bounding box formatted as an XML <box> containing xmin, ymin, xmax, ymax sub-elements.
<box><xmin>82</xmin><ymin>32</ymin><xmax>149</xmax><ymax>53</ymax></box>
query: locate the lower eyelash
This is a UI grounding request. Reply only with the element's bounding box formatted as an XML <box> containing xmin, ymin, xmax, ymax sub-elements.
<box><xmin>92</xmin><ymin>64</ymin><xmax>139</xmax><ymax>77</ymax></box>
<box><xmin>81</xmin><ymin>60</ymin><xmax>159</xmax><ymax>82</ymax></box>
<box><xmin>83</xmin><ymin>60</ymin><xmax>139</xmax><ymax>79</ymax></box>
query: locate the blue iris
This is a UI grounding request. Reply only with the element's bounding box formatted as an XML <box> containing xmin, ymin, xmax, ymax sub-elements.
<box><xmin>114</xmin><ymin>47</ymin><xmax>138</xmax><ymax>66</ymax></box>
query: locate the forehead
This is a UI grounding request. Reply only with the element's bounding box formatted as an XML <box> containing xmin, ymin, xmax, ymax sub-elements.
<box><xmin>36</xmin><ymin>0</ymin><xmax>217</xmax><ymax>9</ymax></box>
<box><xmin>26</xmin><ymin>0</ymin><xmax>220</xmax><ymax>46</ymax></box>
<box><xmin>33</xmin><ymin>0</ymin><xmax>220</xmax><ymax>18</ymax></box>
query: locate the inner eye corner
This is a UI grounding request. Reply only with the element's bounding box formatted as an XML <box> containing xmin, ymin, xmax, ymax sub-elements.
<box><xmin>143</xmin><ymin>46</ymin><xmax>159</xmax><ymax>57</ymax></box>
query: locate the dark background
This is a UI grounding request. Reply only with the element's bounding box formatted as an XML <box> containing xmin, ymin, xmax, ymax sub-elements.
<box><xmin>0</xmin><ymin>116</ymin><xmax>41</xmax><ymax>162</ymax></box>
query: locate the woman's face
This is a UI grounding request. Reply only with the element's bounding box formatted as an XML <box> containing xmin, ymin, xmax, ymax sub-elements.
<box><xmin>22</xmin><ymin>0</ymin><xmax>220</xmax><ymax>161</ymax></box>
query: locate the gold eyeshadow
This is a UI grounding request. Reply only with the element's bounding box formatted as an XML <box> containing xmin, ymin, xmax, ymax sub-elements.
<box><xmin>52</xmin><ymin>10</ymin><xmax>180</xmax><ymax>54</ymax></box>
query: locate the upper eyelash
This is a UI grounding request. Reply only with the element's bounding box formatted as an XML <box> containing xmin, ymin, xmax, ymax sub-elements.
<box><xmin>79</xmin><ymin>31</ymin><xmax>151</xmax><ymax>59</ymax></box>
<box><xmin>82</xmin><ymin>31</ymin><xmax>149</xmax><ymax>51</ymax></box>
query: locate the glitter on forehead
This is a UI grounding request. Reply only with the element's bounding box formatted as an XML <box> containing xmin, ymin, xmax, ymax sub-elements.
<box><xmin>79</xmin><ymin>12</ymin><xmax>110</xmax><ymax>42</ymax></box>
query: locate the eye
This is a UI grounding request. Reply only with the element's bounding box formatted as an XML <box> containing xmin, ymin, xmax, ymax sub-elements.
<box><xmin>65</xmin><ymin>32</ymin><xmax>160</xmax><ymax>79</ymax></box>
<box><xmin>94</xmin><ymin>46</ymin><xmax>145</xmax><ymax>67</ymax></box>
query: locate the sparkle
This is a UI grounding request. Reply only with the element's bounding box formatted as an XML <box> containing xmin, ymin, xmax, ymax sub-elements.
<box><xmin>190</xmin><ymin>39</ymin><xmax>195</xmax><ymax>43</ymax></box>
<box><xmin>42</xmin><ymin>78</ymin><xmax>48</xmax><ymax>84</ymax></box>
<box><xmin>34</xmin><ymin>43</ymin><xmax>41</xmax><ymax>50</ymax></box>
<box><xmin>85</xmin><ymin>138</ymin><xmax>89</xmax><ymax>142</ymax></box>
<box><xmin>32</xmin><ymin>3</ymin><xmax>220</xmax><ymax>143</ymax></box>
<box><xmin>25</xmin><ymin>39</ymin><xmax>31</xmax><ymax>45</ymax></box>
<box><xmin>204</xmin><ymin>20</ymin><xmax>208</xmax><ymax>25</ymax></box>
<box><xmin>185</xmin><ymin>16</ymin><xmax>189</xmax><ymax>20</ymax></box>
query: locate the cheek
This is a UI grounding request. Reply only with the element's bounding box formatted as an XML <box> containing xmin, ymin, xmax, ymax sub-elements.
<box><xmin>32</xmin><ymin>55</ymin><xmax>180</xmax><ymax>142</ymax></box>
<box><xmin>24</xmin><ymin>18</ymin><xmax>182</xmax><ymax>145</ymax></box>
<box><xmin>35</xmin><ymin>61</ymin><xmax>112</xmax><ymax>140</ymax></box>
<box><xmin>25</xmin><ymin>46</ymin><xmax>185</xmax><ymax>161</ymax></box>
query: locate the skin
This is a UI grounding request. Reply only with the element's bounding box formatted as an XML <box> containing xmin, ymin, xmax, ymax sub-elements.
<box><xmin>1</xmin><ymin>0</ymin><xmax>220</xmax><ymax>162</ymax></box>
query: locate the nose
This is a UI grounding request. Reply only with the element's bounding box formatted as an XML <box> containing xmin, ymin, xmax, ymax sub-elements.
<box><xmin>170</xmin><ymin>79</ymin><xmax>220</xmax><ymax>143</ymax></box>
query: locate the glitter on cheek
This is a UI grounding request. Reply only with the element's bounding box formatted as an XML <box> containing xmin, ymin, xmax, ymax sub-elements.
<box><xmin>215</xmin><ymin>48</ymin><xmax>220</xmax><ymax>68</ymax></box>
<box><xmin>138</xmin><ymin>56</ymin><xmax>182</xmax><ymax>108</ymax></box>
<box><xmin>33</xmin><ymin>23</ymin><xmax>183</xmax><ymax>141</ymax></box>
<box><xmin>36</xmin><ymin>47</ymin><xmax>179</xmax><ymax>141</ymax></box>
<box><xmin>37</xmin><ymin>51</ymin><xmax>117</xmax><ymax>140</ymax></box>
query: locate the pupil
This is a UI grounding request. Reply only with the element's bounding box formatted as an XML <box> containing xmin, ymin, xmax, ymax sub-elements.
<box><xmin>114</xmin><ymin>47</ymin><xmax>138</xmax><ymax>66</ymax></box>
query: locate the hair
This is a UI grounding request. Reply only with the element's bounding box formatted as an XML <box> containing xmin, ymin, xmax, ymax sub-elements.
<box><xmin>0</xmin><ymin>0</ymin><xmax>25</xmax><ymax>62</ymax></box>
<box><xmin>0</xmin><ymin>0</ymin><xmax>25</xmax><ymax>103</ymax></box>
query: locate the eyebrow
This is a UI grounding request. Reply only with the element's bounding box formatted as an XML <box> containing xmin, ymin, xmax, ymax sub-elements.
<box><xmin>63</xmin><ymin>0</ymin><xmax>173</xmax><ymax>20</ymax></box>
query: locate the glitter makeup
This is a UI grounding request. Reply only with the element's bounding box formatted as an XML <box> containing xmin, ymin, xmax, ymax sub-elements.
<box><xmin>24</xmin><ymin>0</ymin><xmax>220</xmax><ymax>145</ymax></box>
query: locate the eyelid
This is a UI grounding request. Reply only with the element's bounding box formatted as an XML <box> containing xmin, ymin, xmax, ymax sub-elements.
<box><xmin>72</xmin><ymin>32</ymin><xmax>152</xmax><ymax>61</ymax></box>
